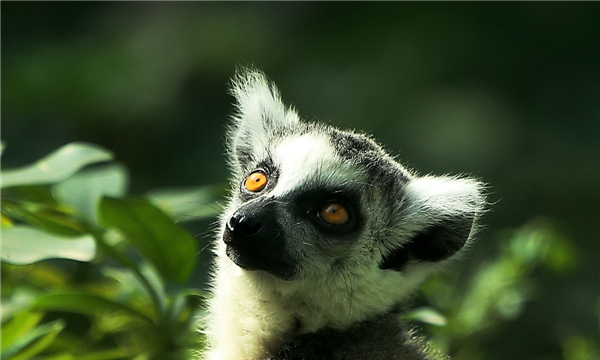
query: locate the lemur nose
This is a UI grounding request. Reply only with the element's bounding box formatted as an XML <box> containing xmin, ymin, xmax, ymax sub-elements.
<box><xmin>227</xmin><ymin>213</ymin><xmax>263</xmax><ymax>236</ymax></box>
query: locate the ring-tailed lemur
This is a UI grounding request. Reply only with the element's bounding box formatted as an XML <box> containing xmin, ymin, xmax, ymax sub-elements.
<box><xmin>203</xmin><ymin>69</ymin><xmax>486</xmax><ymax>360</ymax></box>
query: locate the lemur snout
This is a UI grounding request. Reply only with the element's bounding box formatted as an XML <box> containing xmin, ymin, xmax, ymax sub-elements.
<box><xmin>223</xmin><ymin>200</ymin><xmax>298</xmax><ymax>280</ymax></box>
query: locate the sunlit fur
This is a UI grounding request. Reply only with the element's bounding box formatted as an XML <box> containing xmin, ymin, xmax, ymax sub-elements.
<box><xmin>202</xmin><ymin>69</ymin><xmax>486</xmax><ymax>360</ymax></box>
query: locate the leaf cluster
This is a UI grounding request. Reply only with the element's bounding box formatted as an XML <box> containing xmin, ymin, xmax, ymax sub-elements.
<box><xmin>1</xmin><ymin>142</ymin><xmax>223</xmax><ymax>360</ymax></box>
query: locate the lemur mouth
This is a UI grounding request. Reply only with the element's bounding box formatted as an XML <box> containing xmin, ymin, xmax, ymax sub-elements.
<box><xmin>224</xmin><ymin>240</ymin><xmax>297</xmax><ymax>280</ymax></box>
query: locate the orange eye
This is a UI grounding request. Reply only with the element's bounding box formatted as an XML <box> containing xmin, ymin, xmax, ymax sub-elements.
<box><xmin>319</xmin><ymin>203</ymin><xmax>349</xmax><ymax>225</ymax></box>
<box><xmin>244</xmin><ymin>171</ymin><xmax>268</xmax><ymax>192</ymax></box>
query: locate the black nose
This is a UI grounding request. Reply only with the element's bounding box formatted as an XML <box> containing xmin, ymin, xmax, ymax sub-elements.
<box><xmin>226</xmin><ymin>213</ymin><xmax>263</xmax><ymax>236</ymax></box>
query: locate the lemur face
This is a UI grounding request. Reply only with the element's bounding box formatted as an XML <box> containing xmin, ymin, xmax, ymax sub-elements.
<box><xmin>221</xmin><ymin>69</ymin><xmax>485</xmax><ymax>283</ymax></box>
<box><xmin>224</xmin><ymin>131</ymin><xmax>373</xmax><ymax>280</ymax></box>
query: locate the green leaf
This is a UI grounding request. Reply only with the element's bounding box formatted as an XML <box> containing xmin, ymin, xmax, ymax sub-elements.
<box><xmin>1</xmin><ymin>142</ymin><xmax>113</xmax><ymax>189</ymax></box>
<box><xmin>16</xmin><ymin>209</ymin><xmax>87</xmax><ymax>236</ymax></box>
<box><xmin>1</xmin><ymin>289</ymin><xmax>42</xmax><ymax>323</ymax></box>
<box><xmin>69</xmin><ymin>348</ymin><xmax>130</xmax><ymax>360</ymax></box>
<box><xmin>2</xmin><ymin>186</ymin><xmax>65</xmax><ymax>210</ymax></box>
<box><xmin>33</xmin><ymin>293</ymin><xmax>154</xmax><ymax>325</ymax></box>
<box><xmin>2</xmin><ymin>213</ymin><xmax>14</xmax><ymax>228</ymax></box>
<box><xmin>145</xmin><ymin>184</ymin><xmax>225</xmax><ymax>222</ymax></box>
<box><xmin>1</xmin><ymin>226</ymin><xmax>96</xmax><ymax>265</ymax></box>
<box><xmin>35</xmin><ymin>354</ymin><xmax>74</xmax><ymax>360</ymax></box>
<box><xmin>177</xmin><ymin>288</ymin><xmax>209</xmax><ymax>300</ymax></box>
<box><xmin>98</xmin><ymin>197</ymin><xmax>197</xmax><ymax>284</ymax></box>
<box><xmin>1</xmin><ymin>312</ymin><xmax>45</xmax><ymax>352</ymax></box>
<box><xmin>52</xmin><ymin>163</ymin><xmax>129</xmax><ymax>225</ymax></box>
<box><xmin>1</xmin><ymin>319</ymin><xmax>64</xmax><ymax>360</ymax></box>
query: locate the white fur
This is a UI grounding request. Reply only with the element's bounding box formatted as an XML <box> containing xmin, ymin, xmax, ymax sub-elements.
<box><xmin>229</xmin><ymin>70</ymin><xmax>300</xmax><ymax>165</ymax></box>
<box><xmin>401</xmin><ymin>176</ymin><xmax>485</xmax><ymax>235</ymax></box>
<box><xmin>271</xmin><ymin>133</ymin><xmax>359</xmax><ymax>197</ymax></box>
<box><xmin>230</xmin><ymin>69</ymin><xmax>299</xmax><ymax>130</ymax></box>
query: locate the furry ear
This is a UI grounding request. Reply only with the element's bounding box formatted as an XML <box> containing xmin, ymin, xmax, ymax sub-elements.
<box><xmin>380</xmin><ymin>176</ymin><xmax>485</xmax><ymax>271</ymax></box>
<box><xmin>228</xmin><ymin>68</ymin><xmax>300</xmax><ymax>167</ymax></box>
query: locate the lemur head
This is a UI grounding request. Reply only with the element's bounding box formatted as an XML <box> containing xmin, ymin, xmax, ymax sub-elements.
<box><xmin>220</xmin><ymin>69</ymin><xmax>485</xmax><ymax>299</ymax></box>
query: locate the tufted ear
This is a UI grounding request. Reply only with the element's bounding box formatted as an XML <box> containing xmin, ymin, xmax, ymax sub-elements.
<box><xmin>380</xmin><ymin>176</ymin><xmax>486</xmax><ymax>271</ymax></box>
<box><xmin>228</xmin><ymin>69</ymin><xmax>300</xmax><ymax>170</ymax></box>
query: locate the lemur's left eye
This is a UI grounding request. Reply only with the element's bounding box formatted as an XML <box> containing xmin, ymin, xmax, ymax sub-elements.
<box><xmin>319</xmin><ymin>202</ymin><xmax>350</xmax><ymax>225</ymax></box>
<box><xmin>244</xmin><ymin>171</ymin><xmax>268</xmax><ymax>192</ymax></box>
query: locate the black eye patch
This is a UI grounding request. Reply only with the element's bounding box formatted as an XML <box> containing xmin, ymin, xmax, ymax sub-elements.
<box><xmin>238</xmin><ymin>159</ymin><xmax>279</xmax><ymax>201</ymax></box>
<box><xmin>289</xmin><ymin>188</ymin><xmax>363</xmax><ymax>236</ymax></box>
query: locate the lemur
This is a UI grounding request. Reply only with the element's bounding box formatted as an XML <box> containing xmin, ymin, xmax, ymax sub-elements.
<box><xmin>203</xmin><ymin>69</ymin><xmax>486</xmax><ymax>360</ymax></box>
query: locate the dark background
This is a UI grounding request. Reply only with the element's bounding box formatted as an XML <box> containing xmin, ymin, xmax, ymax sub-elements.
<box><xmin>2</xmin><ymin>2</ymin><xmax>599</xmax><ymax>360</ymax></box>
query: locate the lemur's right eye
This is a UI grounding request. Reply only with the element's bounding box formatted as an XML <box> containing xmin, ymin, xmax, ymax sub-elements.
<box><xmin>244</xmin><ymin>171</ymin><xmax>268</xmax><ymax>192</ymax></box>
<box><xmin>319</xmin><ymin>202</ymin><xmax>350</xmax><ymax>225</ymax></box>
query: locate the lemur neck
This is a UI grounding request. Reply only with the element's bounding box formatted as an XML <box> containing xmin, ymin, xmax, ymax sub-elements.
<box><xmin>239</xmin><ymin>265</ymin><xmax>413</xmax><ymax>334</ymax></box>
<box><xmin>206</xmin><ymin>261</ymin><xmax>426</xmax><ymax>360</ymax></box>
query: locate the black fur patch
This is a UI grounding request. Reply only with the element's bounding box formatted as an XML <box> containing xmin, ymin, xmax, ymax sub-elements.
<box><xmin>290</xmin><ymin>187</ymin><xmax>364</xmax><ymax>238</ymax></box>
<box><xmin>272</xmin><ymin>310</ymin><xmax>431</xmax><ymax>360</ymax></box>
<box><xmin>407</xmin><ymin>217</ymin><xmax>474</xmax><ymax>262</ymax></box>
<box><xmin>379</xmin><ymin>216</ymin><xmax>474</xmax><ymax>271</ymax></box>
<box><xmin>238</xmin><ymin>157</ymin><xmax>279</xmax><ymax>202</ymax></box>
<box><xmin>379</xmin><ymin>247</ymin><xmax>411</xmax><ymax>271</ymax></box>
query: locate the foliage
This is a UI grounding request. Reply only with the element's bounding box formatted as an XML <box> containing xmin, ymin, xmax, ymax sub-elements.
<box><xmin>1</xmin><ymin>142</ymin><xmax>223</xmax><ymax>360</ymax></box>
<box><xmin>2</xmin><ymin>143</ymin><xmax>598</xmax><ymax>360</ymax></box>
<box><xmin>406</xmin><ymin>220</ymin><xmax>599</xmax><ymax>360</ymax></box>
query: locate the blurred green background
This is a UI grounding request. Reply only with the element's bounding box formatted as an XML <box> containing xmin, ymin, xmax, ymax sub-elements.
<box><xmin>2</xmin><ymin>2</ymin><xmax>599</xmax><ymax>360</ymax></box>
